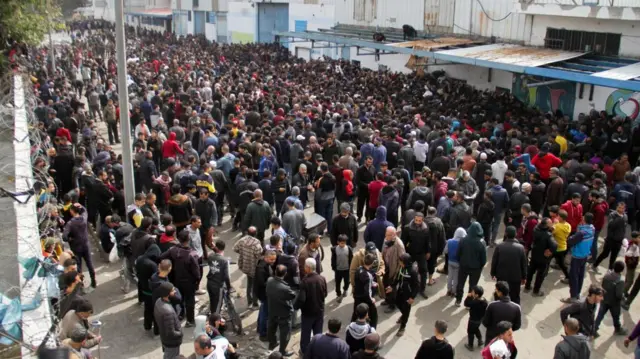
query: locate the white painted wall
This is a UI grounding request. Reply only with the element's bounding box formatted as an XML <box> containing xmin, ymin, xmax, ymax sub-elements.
<box><xmin>287</xmin><ymin>3</ymin><xmax>336</xmax><ymax>57</ymax></box>
<box><xmin>228</xmin><ymin>1</ymin><xmax>256</xmax><ymax>43</ymax></box>
<box><xmin>530</xmin><ymin>15</ymin><xmax>640</xmax><ymax>57</ymax></box>
<box><xmin>205</xmin><ymin>23</ymin><xmax>218</xmax><ymax>41</ymax></box>
<box><xmin>335</xmin><ymin>0</ymin><xmax>424</xmax><ymax>30</ymax></box>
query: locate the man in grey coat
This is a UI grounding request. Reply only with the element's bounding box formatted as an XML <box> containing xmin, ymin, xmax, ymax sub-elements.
<box><xmin>154</xmin><ymin>282</ymin><xmax>183</xmax><ymax>359</ymax></box>
<box><xmin>266</xmin><ymin>264</ymin><xmax>297</xmax><ymax>357</ymax></box>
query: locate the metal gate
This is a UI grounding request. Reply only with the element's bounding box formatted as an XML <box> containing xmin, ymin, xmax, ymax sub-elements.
<box><xmin>194</xmin><ymin>10</ymin><xmax>206</xmax><ymax>35</ymax></box>
<box><xmin>257</xmin><ymin>3</ymin><xmax>289</xmax><ymax>43</ymax></box>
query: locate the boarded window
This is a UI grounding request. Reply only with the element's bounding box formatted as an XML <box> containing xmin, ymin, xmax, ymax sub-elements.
<box><xmin>545</xmin><ymin>28</ymin><xmax>621</xmax><ymax>55</ymax></box>
<box><xmin>354</xmin><ymin>0</ymin><xmax>376</xmax><ymax>22</ymax></box>
<box><xmin>304</xmin><ymin>0</ymin><xmax>319</xmax><ymax>4</ymax></box>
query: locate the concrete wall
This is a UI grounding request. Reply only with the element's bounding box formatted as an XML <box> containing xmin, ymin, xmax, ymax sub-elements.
<box><xmin>228</xmin><ymin>1</ymin><xmax>256</xmax><ymax>43</ymax></box>
<box><xmin>288</xmin><ymin>3</ymin><xmax>336</xmax><ymax>59</ymax></box>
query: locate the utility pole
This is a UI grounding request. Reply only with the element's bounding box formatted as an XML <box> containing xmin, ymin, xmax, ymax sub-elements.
<box><xmin>48</xmin><ymin>0</ymin><xmax>56</xmax><ymax>75</ymax></box>
<box><xmin>114</xmin><ymin>0</ymin><xmax>136</xmax><ymax>206</ymax></box>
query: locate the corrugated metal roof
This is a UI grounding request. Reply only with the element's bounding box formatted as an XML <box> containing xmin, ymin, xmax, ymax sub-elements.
<box><xmin>436</xmin><ymin>43</ymin><xmax>585</xmax><ymax>67</ymax></box>
<box><xmin>390</xmin><ymin>37</ymin><xmax>476</xmax><ymax>50</ymax></box>
<box><xmin>592</xmin><ymin>62</ymin><xmax>640</xmax><ymax>81</ymax></box>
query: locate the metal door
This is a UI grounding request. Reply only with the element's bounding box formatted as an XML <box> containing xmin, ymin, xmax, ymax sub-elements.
<box><xmin>341</xmin><ymin>47</ymin><xmax>350</xmax><ymax>61</ymax></box>
<box><xmin>194</xmin><ymin>10</ymin><xmax>206</xmax><ymax>35</ymax></box>
<box><xmin>257</xmin><ymin>3</ymin><xmax>289</xmax><ymax>43</ymax></box>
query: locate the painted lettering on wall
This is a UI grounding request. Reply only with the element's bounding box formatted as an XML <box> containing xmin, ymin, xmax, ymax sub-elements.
<box><xmin>512</xmin><ymin>75</ymin><xmax>576</xmax><ymax>119</ymax></box>
<box><xmin>605</xmin><ymin>89</ymin><xmax>640</xmax><ymax>125</ymax></box>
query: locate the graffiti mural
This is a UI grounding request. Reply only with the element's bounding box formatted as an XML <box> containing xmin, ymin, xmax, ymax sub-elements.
<box><xmin>512</xmin><ymin>75</ymin><xmax>576</xmax><ymax>118</ymax></box>
<box><xmin>605</xmin><ymin>90</ymin><xmax>640</xmax><ymax>126</ymax></box>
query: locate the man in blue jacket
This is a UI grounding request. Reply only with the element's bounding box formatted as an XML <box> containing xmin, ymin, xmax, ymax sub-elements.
<box><xmin>562</xmin><ymin>213</ymin><xmax>595</xmax><ymax>304</ymax></box>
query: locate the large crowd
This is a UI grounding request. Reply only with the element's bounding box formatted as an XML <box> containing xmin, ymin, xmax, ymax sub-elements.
<box><xmin>11</xmin><ymin>18</ymin><xmax>640</xmax><ymax>359</ymax></box>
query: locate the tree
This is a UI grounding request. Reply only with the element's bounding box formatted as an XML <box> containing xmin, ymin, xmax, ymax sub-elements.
<box><xmin>58</xmin><ymin>0</ymin><xmax>91</xmax><ymax>17</ymax></box>
<box><xmin>0</xmin><ymin>0</ymin><xmax>62</xmax><ymax>48</ymax></box>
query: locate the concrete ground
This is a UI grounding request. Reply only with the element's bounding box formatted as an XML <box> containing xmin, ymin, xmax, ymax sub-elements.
<box><xmin>46</xmin><ymin>31</ymin><xmax>638</xmax><ymax>358</ymax></box>
<box><xmin>86</xmin><ymin>118</ymin><xmax>639</xmax><ymax>359</ymax></box>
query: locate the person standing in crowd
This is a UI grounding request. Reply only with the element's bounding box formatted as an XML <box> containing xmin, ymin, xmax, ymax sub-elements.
<box><xmin>364</xmin><ymin>206</ymin><xmax>393</xmax><ymax>251</ymax></box>
<box><xmin>483</xmin><ymin>281</ymin><xmax>522</xmax><ymax>344</ymax></box>
<box><xmin>233</xmin><ymin>226</ymin><xmax>264</xmax><ymax>309</ymax></box>
<box><xmin>563</xmin><ymin>213</ymin><xmax>595</xmax><ymax>304</ymax></box>
<box><xmin>381</xmin><ymin>227</ymin><xmax>406</xmax><ymax>314</ymax></box>
<box><xmin>561</xmin><ymin>285</ymin><xmax>604</xmax><ymax>338</ymax></box>
<box><xmin>304</xmin><ymin>318</ymin><xmax>351</xmax><ymax>359</ymax></box>
<box><xmin>402</xmin><ymin>212</ymin><xmax>430</xmax><ymax>298</ymax></box>
<box><xmin>594</xmin><ymin>260</ymin><xmax>628</xmax><ymax>337</ymax></box>
<box><xmin>331</xmin><ymin>203</ymin><xmax>359</xmax><ymax>247</ymax></box>
<box><xmin>346</xmin><ymin>303</ymin><xmax>376</xmax><ymax>354</ymax></box>
<box><xmin>266</xmin><ymin>264</ymin><xmax>297</xmax><ymax>357</ymax></box>
<box><xmin>352</xmin><ymin>333</ymin><xmax>385</xmax><ymax>359</ymax></box>
<box><xmin>255</xmin><ymin>250</ymin><xmax>277</xmax><ymax>341</ymax></box>
<box><xmin>298</xmin><ymin>233</ymin><xmax>323</xmax><ymax>276</ymax></box>
<box><xmin>625</xmin><ymin>232</ymin><xmax>640</xmax><ymax>297</ymax></box>
<box><xmin>136</xmin><ymin>242</ymin><xmax>161</xmax><ymax>333</ymax></box>
<box><xmin>443</xmin><ymin>227</ymin><xmax>465</xmax><ymax>297</ymax></box>
<box><xmin>481</xmin><ymin>321</ymin><xmax>518</xmax><ymax>359</ymax></box>
<box><xmin>243</xmin><ymin>189</ymin><xmax>273</xmax><ymax>243</ymax></box>
<box><xmin>352</xmin><ymin>253</ymin><xmax>379</xmax><ymax>329</ymax></box>
<box><xmin>524</xmin><ymin>217</ymin><xmax>557</xmax><ymax>297</ymax></box>
<box><xmin>356</xmin><ymin>156</ymin><xmax>375</xmax><ymax>223</ymax></box>
<box><xmin>206</xmin><ymin>240</ymin><xmax>232</xmax><ymax>315</ymax></box>
<box><xmin>550</xmin><ymin>209</ymin><xmax>571</xmax><ymax>283</ymax></box>
<box><xmin>154</xmin><ymin>282</ymin><xmax>183</xmax><ymax>359</ymax></box>
<box><xmin>463</xmin><ymin>285</ymin><xmax>487</xmax><ymax>351</ymax></box>
<box><xmin>455</xmin><ymin>222</ymin><xmax>486</xmax><ymax>307</ymax></box>
<box><xmin>388</xmin><ymin>253</ymin><xmax>419</xmax><ymax>337</ymax></box>
<box><xmin>553</xmin><ymin>317</ymin><xmax>591</xmax><ymax>359</ymax></box>
<box><xmin>592</xmin><ymin>202</ymin><xmax>628</xmax><ymax>271</ymax></box>
<box><xmin>414</xmin><ymin>320</ymin><xmax>454</xmax><ymax>359</ymax></box>
<box><xmin>490</xmin><ymin>226</ymin><xmax>527</xmax><ymax>304</ymax></box>
<box><xmin>282</xmin><ymin>198</ymin><xmax>307</xmax><ymax>243</ymax></box>
<box><xmin>294</xmin><ymin>258</ymin><xmax>328</xmax><ymax>355</ymax></box>
<box><xmin>332</xmin><ymin>235</ymin><xmax>354</xmax><ymax>303</ymax></box>
<box><xmin>487</xmin><ymin>178</ymin><xmax>509</xmax><ymax>246</ymax></box>
<box><xmin>160</xmin><ymin>230</ymin><xmax>200</xmax><ymax>328</ymax></box>
<box><xmin>63</xmin><ymin>204</ymin><xmax>97</xmax><ymax>289</ymax></box>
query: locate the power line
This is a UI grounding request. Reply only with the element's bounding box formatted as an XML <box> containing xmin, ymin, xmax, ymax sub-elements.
<box><xmin>475</xmin><ymin>0</ymin><xmax>513</xmax><ymax>22</ymax></box>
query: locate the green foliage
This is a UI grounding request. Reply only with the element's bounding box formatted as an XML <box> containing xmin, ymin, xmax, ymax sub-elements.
<box><xmin>57</xmin><ymin>0</ymin><xmax>91</xmax><ymax>17</ymax></box>
<box><xmin>0</xmin><ymin>0</ymin><xmax>63</xmax><ymax>47</ymax></box>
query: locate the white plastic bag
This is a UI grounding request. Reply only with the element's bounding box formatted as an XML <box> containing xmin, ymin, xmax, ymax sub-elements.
<box><xmin>489</xmin><ymin>339</ymin><xmax>511</xmax><ymax>358</ymax></box>
<box><xmin>109</xmin><ymin>245</ymin><xmax>120</xmax><ymax>263</ymax></box>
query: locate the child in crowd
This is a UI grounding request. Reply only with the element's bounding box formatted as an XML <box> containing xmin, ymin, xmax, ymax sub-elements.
<box><xmin>332</xmin><ymin>234</ymin><xmax>354</xmax><ymax>303</ymax></box>
<box><xmin>464</xmin><ymin>285</ymin><xmax>488</xmax><ymax>351</ymax></box>
<box><xmin>443</xmin><ymin>228</ymin><xmax>465</xmax><ymax>296</ymax></box>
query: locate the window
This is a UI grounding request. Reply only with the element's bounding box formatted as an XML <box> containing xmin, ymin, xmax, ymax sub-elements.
<box><xmin>207</xmin><ymin>12</ymin><xmax>216</xmax><ymax>24</ymax></box>
<box><xmin>353</xmin><ymin>0</ymin><xmax>376</xmax><ymax>22</ymax></box>
<box><xmin>544</xmin><ymin>28</ymin><xmax>621</xmax><ymax>55</ymax></box>
<box><xmin>193</xmin><ymin>0</ymin><xmax>199</xmax><ymax>7</ymax></box>
<box><xmin>295</xmin><ymin>20</ymin><xmax>307</xmax><ymax>32</ymax></box>
<box><xmin>188</xmin><ymin>10</ymin><xmax>192</xmax><ymax>22</ymax></box>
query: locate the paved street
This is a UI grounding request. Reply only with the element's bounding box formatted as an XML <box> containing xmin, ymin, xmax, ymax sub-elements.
<box><xmin>85</xmin><ymin>120</ymin><xmax>639</xmax><ymax>358</ymax></box>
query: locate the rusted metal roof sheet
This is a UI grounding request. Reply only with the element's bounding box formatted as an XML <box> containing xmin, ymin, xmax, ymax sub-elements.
<box><xmin>390</xmin><ymin>37</ymin><xmax>477</xmax><ymax>51</ymax></box>
<box><xmin>436</xmin><ymin>43</ymin><xmax>585</xmax><ymax>67</ymax></box>
<box><xmin>592</xmin><ymin>62</ymin><xmax>640</xmax><ymax>81</ymax></box>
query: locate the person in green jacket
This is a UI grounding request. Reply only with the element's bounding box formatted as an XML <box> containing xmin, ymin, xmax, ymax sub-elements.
<box><xmin>455</xmin><ymin>222</ymin><xmax>487</xmax><ymax>306</ymax></box>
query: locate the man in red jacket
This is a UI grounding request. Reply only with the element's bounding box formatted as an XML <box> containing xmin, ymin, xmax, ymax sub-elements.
<box><xmin>367</xmin><ymin>172</ymin><xmax>387</xmax><ymax>221</ymax></box>
<box><xmin>162</xmin><ymin>132</ymin><xmax>184</xmax><ymax>160</ymax></box>
<box><xmin>560</xmin><ymin>193</ymin><xmax>584</xmax><ymax>235</ymax></box>
<box><xmin>519</xmin><ymin>203</ymin><xmax>538</xmax><ymax>252</ymax></box>
<box><xmin>588</xmin><ymin>191</ymin><xmax>609</xmax><ymax>261</ymax></box>
<box><xmin>531</xmin><ymin>146</ymin><xmax>562</xmax><ymax>182</ymax></box>
<box><xmin>55</xmin><ymin>123</ymin><xmax>72</xmax><ymax>143</ymax></box>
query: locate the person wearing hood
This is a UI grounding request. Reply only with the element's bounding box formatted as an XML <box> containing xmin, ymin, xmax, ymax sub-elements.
<box><xmin>381</xmin><ymin>227</ymin><xmax>406</xmax><ymax>313</ymax></box>
<box><xmin>346</xmin><ymin>303</ymin><xmax>376</xmax><ymax>354</ymax></box>
<box><xmin>406</xmin><ymin>177</ymin><xmax>433</xmax><ymax>211</ymax></box>
<box><xmin>181</xmin><ymin>141</ymin><xmax>199</xmax><ymax>164</ymax></box>
<box><xmin>553</xmin><ymin>317</ymin><xmax>591</xmax><ymax>359</ymax></box>
<box><xmin>162</xmin><ymin>131</ymin><xmax>184</xmax><ymax>162</ymax></box>
<box><xmin>367</xmin><ymin>172</ymin><xmax>387</xmax><ymax>221</ymax></box>
<box><xmin>402</xmin><ymin>212</ymin><xmax>430</xmax><ymax>298</ymax></box>
<box><xmin>167</xmin><ymin>184</ymin><xmax>193</xmax><ymax>232</ymax></box>
<box><xmin>136</xmin><ymin>243</ymin><xmax>161</xmax><ymax>332</ymax></box>
<box><xmin>455</xmin><ymin>222</ymin><xmax>487</xmax><ymax>306</ymax></box>
<box><xmin>378</xmin><ymin>177</ymin><xmax>400</xmax><ymax>227</ymax></box>
<box><xmin>525</xmin><ymin>217</ymin><xmax>557</xmax><ymax>296</ymax></box>
<box><xmin>63</xmin><ymin>204</ymin><xmax>96</xmax><ymax>288</ymax></box>
<box><xmin>415</xmin><ymin>320</ymin><xmax>454</xmax><ymax>359</ymax></box>
<box><xmin>444</xmin><ymin>227</ymin><xmax>466</xmax><ymax>297</ymax></box>
<box><xmin>160</xmin><ymin>230</ymin><xmax>201</xmax><ymax>328</ymax></box>
<box><xmin>338</xmin><ymin>169</ymin><xmax>355</xmax><ymax>212</ymax></box>
<box><xmin>243</xmin><ymin>189</ymin><xmax>273</xmax><ymax>243</ymax></box>
<box><xmin>364</xmin><ymin>207</ymin><xmax>393</xmax><ymax>251</ymax></box>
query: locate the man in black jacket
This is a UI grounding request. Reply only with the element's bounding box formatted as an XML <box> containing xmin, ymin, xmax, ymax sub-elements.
<box><xmin>401</xmin><ymin>212</ymin><xmax>430</xmax><ymax>298</ymax></box>
<box><xmin>351</xmin><ymin>253</ymin><xmax>379</xmax><ymax>329</ymax></box>
<box><xmin>206</xmin><ymin>240</ymin><xmax>231</xmax><ymax>315</ymax></box>
<box><xmin>139</xmin><ymin>151</ymin><xmax>158</xmax><ymax>193</ymax></box>
<box><xmin>390</xmin><ymin>253</ymin><xmax>419</xmax><ymax>337</ymax></box>
<box><xmin>331</xmin><ymin>203</ymin><xmax>359</xmax><ymax>247</ymax></box>
<box><xmin>159</xmin><ymin>230</ymin><xmax>201</xmax><ymax>327</ymax></box>
<box><xmin>525</xmin><ymin>218</ymin><xmax>557</xmax><ymax>296</ymax></box>
<box><xmin>255</xmin><ymin>250</ymin><xmax>277</xmax><ymax>341</ymax></box>
<box><xmin>483</xmin><ymin>281</ymin><xmax>522</xmax><ymax>344</ymax></box>
<box><xmin>561</xmin><ymin>285</ymin><xmax>604</xmax><ymax>338</ymax></box>
<box><xmin>593</xmin><ymin>204</ymin><xmax>628</xmax><ymax>271</ymax></box>
<box><xmin>135</xmin><ymin>243</ymin><xmax>161</xmax><ymax>332</ymax></box>
<box><xmin>491</xmin><ymin>226</ymin><xmax>527</xmax><ymax>304</ymax></box>
<box><xmin>154</xmin><ymin>282</ymin><xmax>183</xmax><ymax>358</ymax></box>
<box><xmin>266</xmin><ymin>264</ymin><xmax>297</xmax><ymax>357</ymax></box>
<box><xmin>294</xmin><ymin>258</ymin><xmax>328</xmax><ymax>354</ymax></box>
<box><xmin>355</xmin><ymin>156</ymin><xmax>375</xmax><ymax>222</ymax></box>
